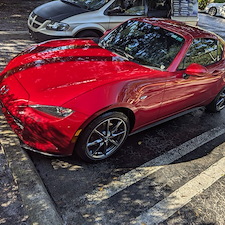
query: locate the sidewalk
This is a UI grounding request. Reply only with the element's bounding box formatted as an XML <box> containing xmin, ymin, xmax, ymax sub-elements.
<box><xmin>0</xmin><ymin>141</ymin><xmax>28</xmax><ymax>225</ymax></box>
<box><xmin>0</xmin><ymin>113</ymin><xmax>64</xmax><ymax>225</ymax></box>
<box><xmin>0</xmin><ymin>0</ymin><xmax>65</xmax><ymax>221</ymax></box>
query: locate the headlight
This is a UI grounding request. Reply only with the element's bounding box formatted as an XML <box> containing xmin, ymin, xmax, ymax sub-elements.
<box><xmin>46</xmin><ymin>21</ymin><xmax>70</xmax><ymax>31</ymax></box>
<box><xmin>29</xmin><ymin>105</ymin><xmax>74</xmax><ymax>118</ymax></box>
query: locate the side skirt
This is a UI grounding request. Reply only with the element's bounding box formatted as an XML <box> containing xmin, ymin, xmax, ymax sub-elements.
<box><xmin>130</xmin><ymin>107</ymin><xmax>205</xmax><ymax>136</ymax></box>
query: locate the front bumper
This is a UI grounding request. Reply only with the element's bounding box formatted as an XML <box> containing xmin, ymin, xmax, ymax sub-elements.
<box><xmin>29</xmin><ymin>28</ymin><xmax>71</xmax><ymax>43</ymax></box>
<box><xmin>1</xmin><ymin>101</ymin><xmax>87</xmax><ymax>156</ymax></box>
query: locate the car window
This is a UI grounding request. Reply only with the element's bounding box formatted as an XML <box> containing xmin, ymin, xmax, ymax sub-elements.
<box><xmin>147</xmin><ymin>0</ymin><xmax>171</xmax><ymax>18</ymax></box>
<box><xmin>99</xmin><ymin>20</ymin><xmax>184</xmax><ymax>69</ymax></box>
<box><xmin>178</xmin><ymin>38</ymin><xmax>223</xmax><ymax>70</ymax></box>
<box><xmin>107</xmin><ymin>0</ymin><xmax>145</xmax><ymax>16</ymax></box>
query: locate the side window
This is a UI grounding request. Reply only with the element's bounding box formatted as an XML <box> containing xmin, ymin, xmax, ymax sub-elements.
<box><xmin>107</xmin><ymin>0</ymin><xmax>145</xmax><ymax>16</ymax></box>
<box><xmin>178</xmin><ymin>38</ymin><xmax>223</xmax><ymax>70</ymax></box>
<box><xmin>147</xmin><ymin>0</ymin><xmax>171</xmax><ymax>18</ymax></box>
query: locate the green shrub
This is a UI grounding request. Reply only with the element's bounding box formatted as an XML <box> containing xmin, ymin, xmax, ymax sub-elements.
<box><xmin>198</xmin><ymin>0</ymin><xmax>210</xmax><ymax>9</ymax></box>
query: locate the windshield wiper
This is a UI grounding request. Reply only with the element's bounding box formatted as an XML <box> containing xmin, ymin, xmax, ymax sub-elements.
<box><xmin>114</xmin><ymin>48</ymin><xmax>134</xmax><ymax>60</ymax></box>
<box><xmin>99</xmin><ymin>42</ymin><xmax>134</xmax><ymax>60</ymax></box>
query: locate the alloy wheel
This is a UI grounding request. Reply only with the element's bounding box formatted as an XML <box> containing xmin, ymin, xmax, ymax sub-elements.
<box><xmin>216</xmin><ymin>90</ymin><xmax>225</xmax><ymax>111</ymax></box>
<box><xmin>209</xmin><ymin>7</ymin><xmax>217</xmax><ymax>16</ymax></box>
<box><xmin>86</xmin><ymin>117</ymin><xmax>128</xmax><ymax>160</ymax></box>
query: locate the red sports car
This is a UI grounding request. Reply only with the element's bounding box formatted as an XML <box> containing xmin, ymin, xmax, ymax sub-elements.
<box><xmin>0</xmin><ymin>18</ymin><xmax>225</xmax><ymax>162</ymax></box>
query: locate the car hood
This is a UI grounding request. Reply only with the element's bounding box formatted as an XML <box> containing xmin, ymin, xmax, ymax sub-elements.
<box><xmin>1</xmin><ymin>39</ymin><xmax>158</xmax><ymax>106</ymax></box>
<box><xmin>33</xmin><ymin>0</ymin><xmax>89</xmax><ymax>21</ymax></box>
<box><xmin>206</xmin><ymin>3</ymin><xmax>224</xmax><ymax>8</ymax></box>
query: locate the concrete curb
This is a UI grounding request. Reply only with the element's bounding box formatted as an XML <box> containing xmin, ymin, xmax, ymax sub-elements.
<box><xmin>0</xmin><ymin>113</ymin><xmax>64</xmax><ymax>225</ymax></box>
<box><xmin>0</xmin><ymin>31</ymin><xmax>29</xmax><ymax>35</ymax></box>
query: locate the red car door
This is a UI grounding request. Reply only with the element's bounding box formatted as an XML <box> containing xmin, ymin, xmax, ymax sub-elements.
<box><xmin>159</xmin><ymin>38</ymin><xmax>225</xmax><ymax>119</ymax></box>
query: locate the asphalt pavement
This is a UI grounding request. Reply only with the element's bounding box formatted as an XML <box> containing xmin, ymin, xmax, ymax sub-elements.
<box><xmin>0</xmin><ymin>5</ymin><xmax>225</xmax><ymax>225</ymax></box>
<box><xmin>0</xmin><ymin>137</ymin><xmax>28</xmax><ymax>225</ymax></box>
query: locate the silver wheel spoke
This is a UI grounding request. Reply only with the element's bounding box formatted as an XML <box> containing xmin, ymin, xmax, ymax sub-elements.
<box><xmin>102</xmin><ymin>141</ymin><xmax>109</xmax><ymax>155</ymax></box>
<box><xmin>111</xmin><ymin>130</ymin><xmax>126</xmax><ymax>138</ymax></box>
<box><xmin>94</xmin><ymin>129</ymin><xmax>105</xmax><ymax>138</ymax></box>
<box><xmin>111</xmin><ymin>121</ymin><xmax>123</xmax><ymax>134</ymax></box>
<box><xmin>92</xmin><ymin>142</ymin><xmax>104</xmax><ymax>155</ymax></box>
<box><xmin>217</xmin><ymin>99</ymin><xmax>224</xmax><ymax>106</ymax></box>
<box><xmin>109</xmin><ymin>139</ymin><xmax>119</xmax><ymax>147</ymax></box>
<box><xmin>220</xmin><ymin>93</ymin><xmax>225</xmax><ymax>98</ymax></box>
<box><xmin>87</xmin><ymin>139</ymin><xmax>103</xmax><ymax>147</ymax></box>
<box><xmin>217</xmin><ymin>97</ymin><xmax>225</xmax><ymax>110</ymax></box>
<box><xmin>106</xmin><ymin>119</ymin><xmax>111</xmax><ymax>136</ymax></box>
<box><xmin>86</xmin><ymin>115</ymin><xmax>128</xmax><ymax>160</ymax></box>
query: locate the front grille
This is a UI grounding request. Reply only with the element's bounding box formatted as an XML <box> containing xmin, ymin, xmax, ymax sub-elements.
<box><xmin>28</xmin><ymin>12</ymin><xmax>47</xmax><ymax>29</ymax></box>
<box><xmin>33</xmin><ymin>23</ymin><xmax>40</xmax><ymax>29</ymax></box>
<box><xmin>35</xmin><ymin>15</ymin><xmax>47</xmax><ymax>23</ymax></box>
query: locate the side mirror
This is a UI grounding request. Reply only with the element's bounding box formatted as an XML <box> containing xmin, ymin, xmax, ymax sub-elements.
<box><xmin>185</xmin><ymin>63</ymin><xmax>208</xmax><ymax>77</ymax></box>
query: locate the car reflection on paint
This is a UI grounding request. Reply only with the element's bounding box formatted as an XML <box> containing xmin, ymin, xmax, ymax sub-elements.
<box><xmin>0</xmin><ymin>18</ymin><xmax>225</xmax><ymax>162</ymax></box>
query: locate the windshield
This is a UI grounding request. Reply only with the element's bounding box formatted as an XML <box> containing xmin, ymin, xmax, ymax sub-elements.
<box><xmin>99</xmin><ymin>20</ymin><xmax>185</xmax><ymax>69</ymax></box>
<box><xmin>61</xmin><ymin>0</ymin><xmax>109</xmax><ymax>10</ymax></box>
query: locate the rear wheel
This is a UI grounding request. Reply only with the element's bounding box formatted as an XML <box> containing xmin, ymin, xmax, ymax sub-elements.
<box><xmin>208</xmin><ymin>7</ymin><xmax>217</xmax><ymax>16</ymax></box>
<box><xmin>75</xmin><ymin>112</ymin><xmax>130</xmax><ymax>162</ymax></box>
<box><xmin>206</xmin><ymin>88</ymin><xmax>225</xmax><ymax>112</ymax></box>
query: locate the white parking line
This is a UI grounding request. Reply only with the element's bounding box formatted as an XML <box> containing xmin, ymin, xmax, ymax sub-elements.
<box><xmin>131</xmin><ymin>152</ymin><xmax>225</xmax><ymax>225</ymax></box>
<box><xmin>83</xmin><ymin>126</ymin><xmax>225</xmax><ymax>205</ymax></box>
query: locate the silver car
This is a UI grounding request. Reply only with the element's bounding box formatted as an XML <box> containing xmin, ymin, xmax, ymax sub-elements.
<box><xmin>28</xmin><ymin>0</ymin><xmax>198</xmax><ymax>42</ymax></box>
<box><xmin>205</xmin><ymin>2</ymin><xmax>225</xmax><ymax>18</ymax></box>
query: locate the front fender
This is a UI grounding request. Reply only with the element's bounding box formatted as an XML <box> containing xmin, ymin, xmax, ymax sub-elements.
<box><xmin>71</xmin><ymin>23</ymin><xmax>106</xmax><ymax>36</ymax></box>
<box><xmin>62</xmin><ymin>80</ymin><xmax>138</xmax><ymax>127</ymax></box>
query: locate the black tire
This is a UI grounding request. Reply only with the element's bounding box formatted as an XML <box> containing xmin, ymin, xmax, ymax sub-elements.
<box><xmin>76</xmin><ymin>30</ymin><xmax>101</xmax><ymax>38</ymax></box>
<box><xmin>75</xmin><ymin>112</ymin><xmax>130</xmax><ymax>162</ymax></box>
<box><xmin>208</xmin><ymin>7</ymin><xmax>217</xmax><ymax>16</ymax></box>
<box><xmin>206</xmin><ymin>88</ymin><xmax>225</xmax><ymax>113</ymax></box>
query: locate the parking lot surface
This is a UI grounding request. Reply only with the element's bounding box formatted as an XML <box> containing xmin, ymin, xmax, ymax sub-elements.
<box><xmin>0</xmin><ymin>2</ymin><xmax>225</xmax><ymax>224</ymax></box>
